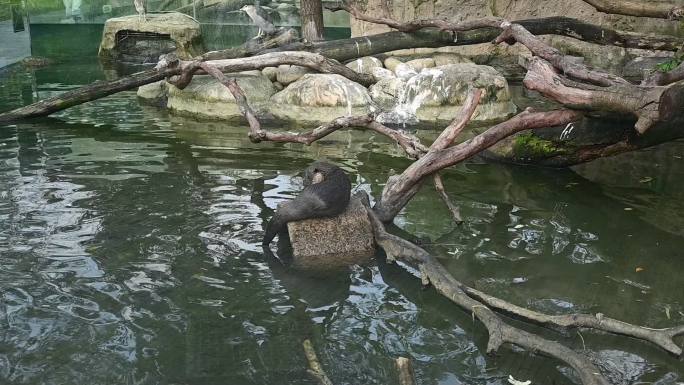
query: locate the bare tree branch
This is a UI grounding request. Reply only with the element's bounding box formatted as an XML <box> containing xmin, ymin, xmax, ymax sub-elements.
<box><xmin>374</xmin><ymin>109</ymin><xmax>584</xmax><ymax>222</ymax></box>
<box><xmin>523</xmin><ymin>57</ymin><xmax>681</xmax><ymax>134</ymax></box>
<box><xmin>580</xmin><ymin>0</ymin><xmax>684</xmax><ymax>20</ymax></box>
<box><xmin>643</xmin><ymin>61</ymin><xmax>684</xmax><ymax>86</ymax></box>
<box><xmin>433</xmin><ymin>173</ymin><xmax>463</xmax><ymax>224</ymax></box>
<box><xmin>362</xmin><ymin>201</ymin><xmax>610</xmax><ymax>385</ymax></box>
<box><xmin>429</xmin><ymin>89</ymin><xmax>483</xmax><ymax>150</ymax></box>
<box><xmin>494</xmin><ymin>21</ymin><xmax>630</xmax><ymax>86</ymax></box>
<box><xmin>463</xmin><ymin>286</ymin><xmax>684</xmax><ymax>356</ymax></box>
<box><xmin>303</xmin><ymin>339</ymin><xmax>334</xmax><ymax>385</ymax></box>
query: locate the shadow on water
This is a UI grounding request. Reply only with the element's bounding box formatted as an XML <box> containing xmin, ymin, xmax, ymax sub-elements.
<box><xmin>1</xmin><ymin>33</ymin><xmax>684</xmax><ymax>385</ymax></box>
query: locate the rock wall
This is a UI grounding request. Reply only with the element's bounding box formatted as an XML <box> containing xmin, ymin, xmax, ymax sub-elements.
<box><xmin>351</xmin><ymin>0</ymin><xmax>684</xmax><ymax>38</ymax></box>
<box><xmin>350</xmin><ymin>0</ymin><xmax>684</xmax><ymax>78</ymax></box>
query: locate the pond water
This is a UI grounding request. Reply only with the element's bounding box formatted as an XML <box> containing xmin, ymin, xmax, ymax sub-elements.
<box><xmin>1</xmin><ymin>28</ymin><xmax>684</xmax><ymax>385</ymax></box>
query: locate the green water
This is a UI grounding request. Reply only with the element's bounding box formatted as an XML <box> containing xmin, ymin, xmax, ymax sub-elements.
<box><xmin>1</xmin><ymin>29</ymin><xmax>683</xmax><ymax>385</ymax></box>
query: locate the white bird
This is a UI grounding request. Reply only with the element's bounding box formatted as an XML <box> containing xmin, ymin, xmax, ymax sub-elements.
<box><xmin>240</xmin><ymin>4</ymin><xmax>276</xmax><ymax>38</ymax></box>
<box><xmin>134</xmin><ymin>0</ymin><xmax>146</xmax><ymax>22</ymax></box>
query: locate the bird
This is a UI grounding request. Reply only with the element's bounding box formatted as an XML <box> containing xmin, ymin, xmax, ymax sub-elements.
<box><xmin>240</xmin><ymin>4</ymin><xmax>276</xmax><ymax>38</ymax></box>
<box><xmin>134</xmin><ymin>0</ymin><xmax>146</xmax><ymax>22</ymax></box>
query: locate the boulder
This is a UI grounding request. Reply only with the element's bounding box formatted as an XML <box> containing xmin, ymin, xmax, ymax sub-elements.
<box><xmin>404</xmin><ymin>57</ymin><xmax>436</xmax><ymax>71</ymax></box>
<box><xmin>369</xmin><ymin>77</ymin><xmax>405</xmax><ymax>110</ymax></box>
<box><xmin>99</xmin><ymin>12</ymin><xmax>203</xmax><ymax>62</ymax></box>
<box><xmin>262</xmin><ymin>66</ymin><xmax>278</xmax><ymax>82</ymax></box>
<box><xmin>345</xmin><ymin>56</ymin><xmax>384</xmax><ymax>74</ymax></box>
<box><xmin>137</xmin><ymin>80</ymin><xmax>168</xmax><ymax>106</ymax></box>
<box><xmin>276</xmin><ymin>64</ymin><xmax>312</xmax><ymax>85</ymax></box>
<box><xmin>394</xmin><ymin>63</ymin><xmax>418</xmax><ymax>80</ymax></box>
<box><xmin>270</xmin><ymin>74</ymin><xmax>375</xmax><ymax>125</ymax></box>
<box><xmin>166</xmin><ymin>73</ymin><xmax>276</xmax><ymax>121</ymax></box>
<box><xmin>287</xmin><ymin>197</ymin><xmax>376</xmax><ymax>271</ymax></box>
<box><xmin>372</xmin><ymin>67</ymin><xmax>396</xmax><ymax>81</ymax></box>
<box><xmin>384</xmin><ymin>57</ymin><xmax>403</xmax><ymax>72</ymax></box>
<box><xmin>371</xmin><ymin>63</ymin><xmax>517</xmax><ymax>127</ymax></box>
<box><xmin>432</xmin><ymin>53</ymin><xmax>473</xmax><ymax>67</ymax></box>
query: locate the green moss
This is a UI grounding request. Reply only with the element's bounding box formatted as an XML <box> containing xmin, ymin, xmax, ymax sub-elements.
<box><xmin>513</xmin><ymin>133</ymin><xmax>566</xmax><ymax>159</ymax></box>
<box><xmin>655</xmin><ymin>55</ymin><xmax>684</xmax><ymax>73</ymax></box>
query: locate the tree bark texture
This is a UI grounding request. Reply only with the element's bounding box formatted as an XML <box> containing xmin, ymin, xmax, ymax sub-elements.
<box><xmin>300</xmin><ymin>0</ymin><xmax>325</xmax><ymax>41</ymax></box>
<box><xmin>580</xmin><ymin>0</ymin><xmax>684</xmax><ymax>19</ymax></box>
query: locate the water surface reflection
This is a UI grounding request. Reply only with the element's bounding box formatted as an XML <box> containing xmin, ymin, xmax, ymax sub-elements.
<box><xmin>1</xmin><ymin>61</ymin><xmax>683</xmax><ymax>385</ymax></box>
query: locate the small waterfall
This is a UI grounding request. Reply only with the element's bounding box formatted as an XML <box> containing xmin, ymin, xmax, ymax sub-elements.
<box><xmin>377</xmin><ymin>68</ymin><xmax>448</xmax><ymax>126</ymax></box>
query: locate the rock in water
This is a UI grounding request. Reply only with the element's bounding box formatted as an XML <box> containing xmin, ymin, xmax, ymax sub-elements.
<box><xmin>371</xmin><ymin>63</ymin><xmax>517</xmax><ymax>127</ymax></box>
<box><xmin>404</xmin><ymin>57</ymin><xmax>436</xmax><ymax>72</ymax></box>
<box><xmin>166</xmin><ymin>73</ymin><xmax>276</xmax><ymax>121</ymax></box>
<box><xmin>99</xmin><ymin>13</ymin><xmax>203</xmax><ymax>63</ymax></box>
<box><xmin>345</xmin><ymin>56</ymin><xmax>384</xmax><ymax>75</ymax></box>
<box><xmin>287</xmin><ymin>197</ymin><xmax>376</xmax><ymax>271</ymax></box>
<box><xmin>276</xmin><ymin>64</ymin><xmax>312</xmax><ymax>85</ymax></box>
<box><xmin>137</xmin><ymin>80</ymin><xmax>168</xmax><ymax>106</ymax></box>
<box><xmin>270</xmin><ymin>74</ymin><xmax>374</xmax><ymax>126</ymax></box>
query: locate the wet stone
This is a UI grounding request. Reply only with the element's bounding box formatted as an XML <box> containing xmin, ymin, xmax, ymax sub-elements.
<box><xmin>287</xmin><ymin>197</ymin><xmax>376</xmax><ymax>271</ymax></box>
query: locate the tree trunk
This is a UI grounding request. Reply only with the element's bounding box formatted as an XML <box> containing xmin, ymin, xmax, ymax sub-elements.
<box><xmin>300</xmin><ymin>0</ymin><xmax>324</xmax><ymax>41</ymax></box>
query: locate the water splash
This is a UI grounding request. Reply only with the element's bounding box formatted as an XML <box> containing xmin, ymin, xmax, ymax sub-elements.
<box><xmin>377</xmin><ymin>67</ymin><xmax>449</xmax><ymax>126</ymax></box>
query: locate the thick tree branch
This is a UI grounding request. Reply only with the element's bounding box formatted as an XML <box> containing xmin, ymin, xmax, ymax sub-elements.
<box><xmin>374</xmin><ymin>109</ymin><xmax>584</xmax><ymax>221</ymax></box>
<box><xmin>495</xmin><ymin>21</ymin><xmax>630</xmax><ymax>86</ymax></box>
<box><xmin>643</xmin><ymin>61</ymin><xmax>684</xmax><ymax>86</ymax></box>
<box><xmin>523</xmin><ymin>57</ymin><xmax>682</xmax><ymax>134</ymax></box>
<box><xmin>199</xmin><ymin>28</ymin><xmax>300</xmax><ymax>61</ymax></box>
<box><xmin>463</xmin><ymin>286</ymin><xmax>684</xmax><ymax>357</ymax></box>
<box><xmin>430</xmin><ymin>89</ymin><xmax>483</xmax><ymax>150</ymax></box>
<box><xmin>580</xmin><ymin>0</ymin><xmax>684</xmax><ymax>20</ymax></box>
<box><xmin>187</xmin><ymin>51</ymin><xmax>376</xmax><ymax>87</ymax></box>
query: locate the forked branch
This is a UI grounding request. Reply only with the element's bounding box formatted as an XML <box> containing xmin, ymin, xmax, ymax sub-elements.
<box><xmin>362</xmin><ymin>200</ymin><xmax>610</xmax><ymax>385</ymax></box>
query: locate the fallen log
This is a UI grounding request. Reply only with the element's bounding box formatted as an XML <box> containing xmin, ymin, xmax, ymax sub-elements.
<box><xmin>0</xmin><ymin>67</ymin><xmax>179</xmax><ymax>125</ymax></box>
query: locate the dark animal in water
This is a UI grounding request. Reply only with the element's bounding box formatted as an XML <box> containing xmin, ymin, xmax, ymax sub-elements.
<box><xmin>262</xmin><ymin>161</ymin><xmax>351</xmax><ymax>246</ymax></box>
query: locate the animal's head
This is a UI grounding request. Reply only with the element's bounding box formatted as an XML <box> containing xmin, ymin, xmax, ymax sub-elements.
<box><xmin>303</xmin><ymin>161</ymin><xmax>339</xmax><ymax>186</ymax></box>
<box><xmin>240</xmin><ymin>5</ymin><xmax>255</xmax><ymax>13</ymax></box>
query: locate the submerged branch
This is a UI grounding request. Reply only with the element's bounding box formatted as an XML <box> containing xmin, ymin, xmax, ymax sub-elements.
<box><xmin>433</xmin><ymin>173</ymin><xmax>463</xmax><ymax>224</ymax></box>
<box><xmin>303</xmin><ymin>339</ymin><xmax>334</xmax><ymax>385</ymax></box>
<box><xmin>395</xmin><ymin>357</ymin><xmax>417</xmax><ymax>385</ymax></box>
<box><xmin>362</xmin><ymin>201</ymin><xmax>610</xmax><ymax>385</ymax></box>
<box><xmin>463</xmin><ymin>286</ymin><xmax>684</xmax><ymax>357</ymax></box>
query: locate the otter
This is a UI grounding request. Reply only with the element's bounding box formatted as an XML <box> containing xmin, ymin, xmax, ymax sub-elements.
<box><xmin>262</xmin><ymin>161</ymin><xmax>351</xmax><ymax>246</ymax></box>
